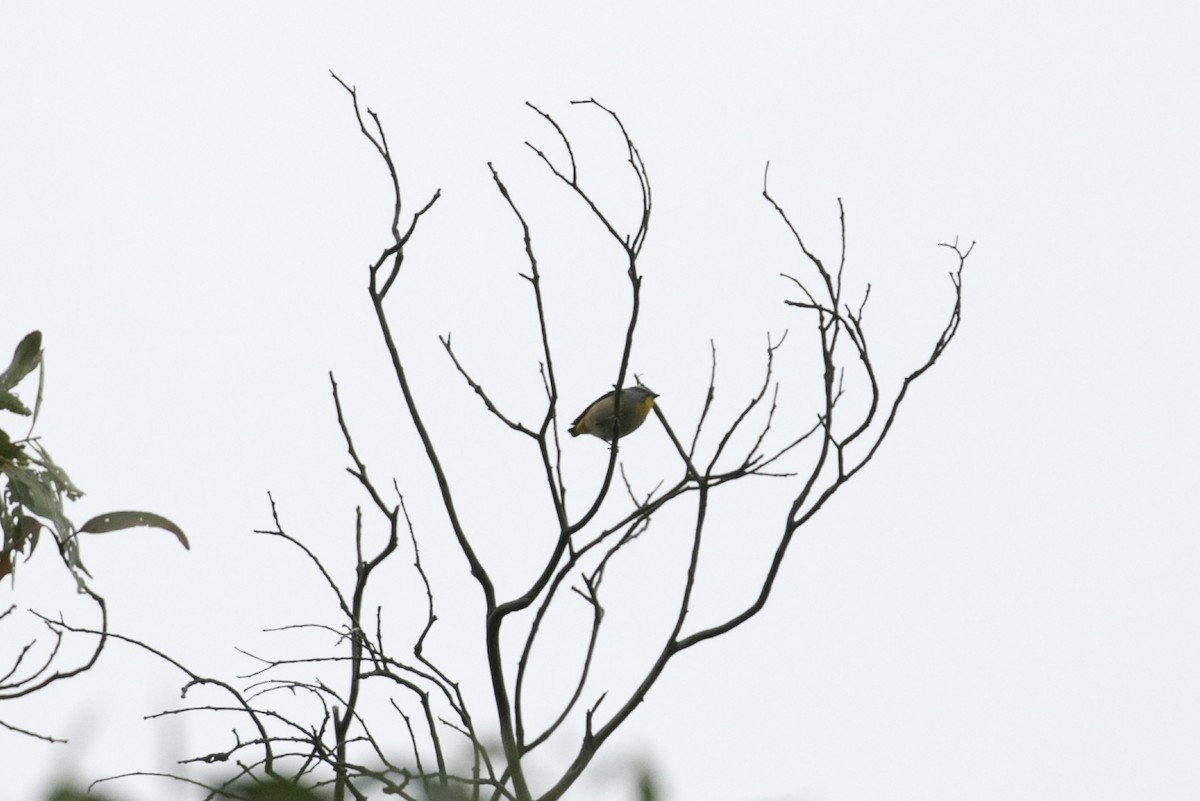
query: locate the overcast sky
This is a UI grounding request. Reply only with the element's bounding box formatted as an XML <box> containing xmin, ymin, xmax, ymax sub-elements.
<box><xmin>3</xmin><ymin>3</ymin><xmax>1199</xmax><ymax>800</ymax></box>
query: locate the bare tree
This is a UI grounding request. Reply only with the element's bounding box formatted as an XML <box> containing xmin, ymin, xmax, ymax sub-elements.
<box><xmin>53</xmin><ymin>76</ymin><xmax>971</xmax><ymax>801</ymax></box>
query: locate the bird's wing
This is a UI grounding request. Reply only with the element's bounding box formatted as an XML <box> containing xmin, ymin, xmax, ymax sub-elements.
<box><xmin>571</xmin><ymin>390</ymin><xmax>616</xmax><ymax>429</ymax></box>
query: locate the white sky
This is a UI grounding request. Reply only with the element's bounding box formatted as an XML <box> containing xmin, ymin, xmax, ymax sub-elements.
<box><xmin>3</xmin><ymin>2</ymin><xmax>1199</xmax><ymax>800</ymax></box>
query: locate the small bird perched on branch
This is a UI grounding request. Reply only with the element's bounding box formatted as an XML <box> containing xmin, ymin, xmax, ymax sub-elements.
<box><xmin>569</xmin><ymin>385</ymin><xmax>659</xmax><ymax>441</ymax></box>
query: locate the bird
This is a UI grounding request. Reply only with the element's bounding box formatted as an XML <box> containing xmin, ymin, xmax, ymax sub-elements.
<box><xmin>568</xmin><ymin>385</ymin><xmax>659</xmax><ymax>442</ymax></box>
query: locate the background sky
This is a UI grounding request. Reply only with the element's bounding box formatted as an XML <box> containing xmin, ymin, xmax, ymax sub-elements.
<box><xmin>3</xmin><ymin>3</ymin><xmax>1199</xmax><ymax>800</ymax></box>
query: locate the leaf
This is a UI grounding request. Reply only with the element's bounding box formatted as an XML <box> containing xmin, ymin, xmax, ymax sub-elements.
<box><xmin>0</xmin><ymin>331</ymin><xmax>43</xmax><ymax>391</ymax></box>
<box><xmin>0</xmin><ymin>390</ymin><xmax>31</xmax><ymax>416</ymax></box>
<box><xmin>17</xmin><ymin>513</ymin><xmax>42</xmax><ymax>547</ymax></box>
<box><xmin>78</xmin><ymin>510</ymin><xmax>190</xmax><ymax>550</ymax></box>
<box><xmin>2</xmin><ymin>463</ymin><xmax>70</xmax><ymax>539</ymax></box>
<box><xmin>27</xmin><ymin>441</ymin><xmax>83</xmax><ymax>499</ymax></box>
<box><xmin>29</xmin><ymin>343</ymin><xmax>46</xmax><ymax>430</ymax></box>
<box><xmin>0</xmin><ymin>429</ymin><xmax>26</xmax><ymax>463</ymax></box>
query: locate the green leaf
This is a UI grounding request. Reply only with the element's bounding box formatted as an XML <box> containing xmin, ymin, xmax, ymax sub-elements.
<box><xmin>29</xmin><ymin>343</ymin><xmax>46</xmax><ymax>430</ymax></box>
<box><xmin>78</xmin><ymin>510</ymin><xmax>190</xmax><ymax>550</ymax></box>
<box><xmin>17</xmin><ymin>513</ymin><xmax>42</xmax><ymax>547</ymax></box>
<box><xmin>27</xmin><ymin>441</ymin><xmax>83</xmax><ymax>499</ymax></box>
<box><xmin>0</xmin><ymin>512</ymin><xmax>42</xmax><ymax>581</ymax></box>
<box><xmin>0</xmin><ymin>390</ymin><xmax>31</xmax><ymax>416</ymax></box>
<box><xmin>2</xmin><ymin>463</ymin><xmax>69</xmax><ymax>537</ymax></box>
<box><xmin>0</xmin><ymin>428</ymin><xmax>26</xmax><ymax>463</ymax></box>
<box><xmin>0</xmin><ymin>331</ymin><xmax>43</xmax><ymax>391</ymax></box>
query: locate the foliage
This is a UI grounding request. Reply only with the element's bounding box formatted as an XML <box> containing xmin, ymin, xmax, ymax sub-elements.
<box><xmin>1</xmin><ymin>330</ymin><xmax>188</xmax><ymax>738</ymax></box>
<box><xmin>0</xmin><ymin>331</ymin><xmax>189</xmax><ymax>586</ymax></box>
<box><xmin>0</xmin><ymin>331</ymin><xmax>78</xmax><ymax>583</ymax></box>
